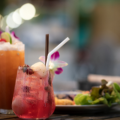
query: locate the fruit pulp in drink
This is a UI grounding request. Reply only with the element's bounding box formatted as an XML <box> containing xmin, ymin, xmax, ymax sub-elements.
<box><xmin>12</xmin><ymin>67</ymin><xmax>55</xmax><ymax>119</ymax></box>
<box><xmin>0</xmin><ymin>50</ymin><xmax>24</xmax><ymax>109</ymax></box>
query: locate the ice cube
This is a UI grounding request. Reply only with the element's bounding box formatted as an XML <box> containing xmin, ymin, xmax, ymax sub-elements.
<box><xmin>12</xmin><ymin>96</ymin><xmax>29</xmax><ymax>115</ymax></box>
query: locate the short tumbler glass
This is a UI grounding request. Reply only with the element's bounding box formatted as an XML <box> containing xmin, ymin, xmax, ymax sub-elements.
<box><xmin>12</xmin><ymin>66</ymin><xmax>55</xmax><ymax>119</ymax></box>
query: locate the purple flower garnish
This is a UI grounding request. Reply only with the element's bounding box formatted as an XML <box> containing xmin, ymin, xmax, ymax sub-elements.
<box><xmin>55</xmin><ymin>68</ymin><xmax>63</xmax><ymax>74</ymax></box>
<box><xmin>11</xmin><ymin>31</ymin><xmax>19</xmax><ymax>39</ymax></box>
<box><xmin>51</xmin><ymin>51</ymin><xmax>60</xmax><ymax>60</ymax></box>
<box><xmin>0</xmin><ymin>31</ymin><xmax>2</xmax><ymax>36</ymax></box>
<box><xmin>39</xmin><ymin>51</ymin><xmax>68</xmax><ymax>75</ymax></box>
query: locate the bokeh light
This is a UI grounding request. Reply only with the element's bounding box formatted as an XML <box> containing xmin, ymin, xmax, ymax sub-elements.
<box><xmin>1</xmin><ymin>3</ymin><xmax>36</xmax><ymax>30</ymax></box>
<box><xmin>12</xmin><ymin>9</ymin><xmax>23</xmax><ymax>25</ymax></box>
<box><xmin>19</xmin><ymin>3</ymin><xmax>36</xmax><ymax>20</ymax></box>
<box><xmin>6</xmin><ymin>12</ymin><xmax>20</xmax><ymax>28</ymax></box>
<box><xmin>1</xmin><ymin>16</ymin><xmax>7</xmax><ymax>31</ymax></box>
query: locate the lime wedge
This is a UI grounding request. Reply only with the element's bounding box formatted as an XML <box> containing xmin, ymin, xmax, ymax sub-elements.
<box><xmin>1</xmin><ymin>32</ymin><xmax>12</xmax><ymax>44</ymax></box>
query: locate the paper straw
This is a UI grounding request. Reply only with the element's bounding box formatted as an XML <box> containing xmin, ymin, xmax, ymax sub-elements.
<box><xmin>46</xmin><ymin>37</ymin><xmax>70</xmax><ymax>70</ymax></box>
<box><xmin>45</xmin><ymin>34</ymin><xmax>49</xmax><ymax>65</ymax></box>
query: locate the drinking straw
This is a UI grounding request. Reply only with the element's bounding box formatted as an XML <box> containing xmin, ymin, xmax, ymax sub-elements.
<box><xmin>46</xmin><ymin>37</ymin><xmax>70</xmax><ymax>70</ymax></box>
<box><xmin>45</xmin><ymin>34</ymin><xmax>49</xmax><ymax>65</ymax></box>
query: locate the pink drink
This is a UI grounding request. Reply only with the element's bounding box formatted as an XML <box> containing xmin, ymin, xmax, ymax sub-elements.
<box><xmin>12</xmin><ymin>66</ymin><xmax>55</xmax><ymax>119</ymax></box>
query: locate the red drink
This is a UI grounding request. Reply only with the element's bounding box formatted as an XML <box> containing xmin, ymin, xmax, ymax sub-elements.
<box><xmin>12</xmin><ymin>66</ymin><xmax>55</xmax><ymax>119</ymax></box>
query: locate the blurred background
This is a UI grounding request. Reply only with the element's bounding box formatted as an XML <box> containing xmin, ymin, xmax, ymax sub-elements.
<box><xmin>1</xmin><ymin>0</ymin><xmax>120</xmax><ymax>91</ymax></box>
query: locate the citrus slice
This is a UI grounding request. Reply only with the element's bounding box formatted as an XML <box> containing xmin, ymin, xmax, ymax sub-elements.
<box><xmin>1</xmin><ymin>32</ymin><xmax>12</xmax><ymax>44</ymax></box>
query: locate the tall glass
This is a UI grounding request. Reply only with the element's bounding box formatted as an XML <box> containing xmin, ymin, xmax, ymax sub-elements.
<box><xmin>0</xmin><ymin>45</ymin><xmax>25</xmax><ymax>114</ymax></box>
<box><xmin>12</xmin><ymin>66</ymin><xmax>55</xmax><ymax>119</ymax></box>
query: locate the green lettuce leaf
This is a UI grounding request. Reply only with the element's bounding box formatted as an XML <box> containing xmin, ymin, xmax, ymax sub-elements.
<box><xmin>74</xmin><ymin>94</ymin><xmax>93</xmax><ymax>105</ymax></box>
<box><xmin>113</xmin><ymin>83</ymin><xmax>120</xmax><ymax>104</ymax></box>
<box><xmin>74</xmin><ymin>81</ymin><xmax>120</xmax><ymax>107</ymax></box>
<box><xmin>113</xmin><ymin>83</ymin><xmax>120</xmax><ymax>92</ymax></box>
<box><xmin>91</xmin><ymin>87</ymin><xmax>101</xmax><ymax>99</ymax></box>
<box><xmin>92</xmin><ymin>97</ymin><xmax>109</xmax><ymax>106</ymax></box>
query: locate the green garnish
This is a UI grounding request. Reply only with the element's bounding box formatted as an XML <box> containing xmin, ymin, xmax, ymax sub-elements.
<box><xmin>1</xmin><ymin>32</ymin><xmax>12</xmax><ymax>44</ymax></box>
<box><xmin>74</xmin><ymin>80</ymin><xmax>120</xmax><ymax>107</ymax></box>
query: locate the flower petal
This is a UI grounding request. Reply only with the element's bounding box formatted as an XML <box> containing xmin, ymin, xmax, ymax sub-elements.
<box><xmin>55</xmin><ymin>68</ymin><xmax>63</xmax><ymax>74</ymax></box>
<box><xmin>6</xmin><ymin>26</ymin><xmax>10</xmax><ymax>33</ymax></box>
<box><xmin>54</xmin><ymin>60</ymin><xmax>68</xmax><ymax>68</ymax></box>
<box><xmin>11</xmin><ymin>32</ymin><xmax>19</xmax><ymax>39</ymax></box>
<box><xmin>0</xmin><ymin>31</ymin><xmax>2</xmax><ymax>36</ymax></box>
<box><xmin>51</xmin><ymin>51</ymin><xmax>59</xmax><ymax>61</ymax></box>
<box><xmin>39</xmin><ymin>56</ymin><xmax>45</xmax><ymax>64</ymax></box>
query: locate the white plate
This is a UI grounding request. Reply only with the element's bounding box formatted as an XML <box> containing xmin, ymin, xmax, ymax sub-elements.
<box><xmin>54</xmin><ymin>103</ymin><xmax>118</xmax><ymax>114</ymax></box>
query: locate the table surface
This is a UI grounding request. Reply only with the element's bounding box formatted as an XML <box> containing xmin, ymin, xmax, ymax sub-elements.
<box><xmin>1</xmin><ymin>106</ymin><xmax>120</xmax><ymax>120</ymax></box>
<box><xmin>1</xmin><ymin>114</ymin><xmax>120</xmax><ymax>120</ymax></box>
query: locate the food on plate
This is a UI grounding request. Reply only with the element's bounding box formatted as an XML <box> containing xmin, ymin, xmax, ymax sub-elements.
<box><xmin>55</xmin><ymin>91</ymin><xmax>90</xmax><ymax>105</ymax></box>
<box><xmin>55</xmin><ymin>97</ymin><xmax>73</xmax><ymax>105</ymax></box>
<box><xmin>74</xmin><ymin>79</ymin><xmax>120</xmax><ymax>107</ymax></box>
<box><xmin>56</xmin><ymin>94</ymin><xmax>75</xmax><ymax>101</ymax></box>
<box><xmin>82</xmin><ymin>91</ymin><xmax>90</xmax><ymax>94</ymax></box>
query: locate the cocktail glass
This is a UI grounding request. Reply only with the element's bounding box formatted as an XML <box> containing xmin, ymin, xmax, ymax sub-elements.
<box><xmin>12</xmin><ymin>66</ymin><xmax>55</xmax><ymax>119</ymax></box>
<box><xmin>0</xmin><ymin>47</ymin><xmax>24</xmax><ymax>114</ymax></box>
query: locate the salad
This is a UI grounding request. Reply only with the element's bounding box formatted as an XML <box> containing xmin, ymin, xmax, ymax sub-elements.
<box><xmin>74</xmin><ymin>80</ymin><xmax>120</xmax><ymax>107</ymax></box>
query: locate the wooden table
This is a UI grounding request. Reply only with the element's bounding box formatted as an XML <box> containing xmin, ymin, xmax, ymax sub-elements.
<box><xmin>1</xmin><ymin>106</ymin><xmax>120</xmax><ymax>120</ymax></box>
